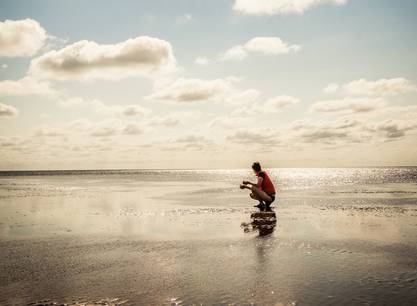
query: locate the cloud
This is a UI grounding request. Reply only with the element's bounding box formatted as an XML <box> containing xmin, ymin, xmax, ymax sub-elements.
<box><xmin>172</xmin><ymin>134</ymin><xmax>208</xmax><ymax>143</ymax></box>
<box><xmin>194</xmin><ymin>56</ymin><xmax>211</xmax><ymax>65</ymax></box>
<box><xmin>59</xmin><ymin>97</ymin><xmax>150</xmax><ymax>117</ymax></box>
<box><xmin>148</xmin><ymin>111</ymin><xmax>202</xmax><ymax>127</ymax></box>
<box><xmin>288</xmin><ymin>116</ymin><xmax>417</xmax><ymax>144</ymax></box>
<box><xmin>322</xmin><ymin>83</ymin><xmax>339</xmax><ymax>94</ymax></box>
<box><xmin>146</xmin><ymin>77</ymin><xmax>259</xmax><ymax>104</ymax></box>
<box><xmin>209</xmin><ymin>116</ymin><xmax>250</xmax><ymax>129</ymax></box>
<box><xmin>222</xmin><ymin>45</ymin><xmax>249</xmax><ymax>61</ymax></box>
<box><xmin>0</xmin><ymin>77</ymin><xmax>56</xmax><ymax>96</ymax></box>
<box><xmin>374</xmin><ymin>120</ymin><xmax>417</xmax><ymax>140</ymax></box>
<box><xmin>227</xmin><ymin>129</ymin><xmax>281</xmax><ymax>145</ymax></box>
<box><xmin>264</xmin><ymin>95</ymin><xmax>299</xmax><ymax>112</ymax></box>
<box><xmin>122</xmin><ymin>123</ymin><xmax>143</xmax><ymax>135</ymax></box>
<box><xmin>166</xmin><ymin>134</ymin><xmax>213</xmax><ymax>151</ymax></box>
<box><xmin>323</xmin><ymin>78</ymin><xmax>417</xmax><ymax>96</ymax></box>
<box><xmin>290</xmin><ymin>117</ymin><xmax>363</xmax><ymax>144</ymax></box>
<box><xmin>233</xmin><ymin>0</ymin><xmax>348</xmax><ymax>16</ymax></box>
<box><xmin>311</xmin><ymin>97</ymin><xmax>385</xmax><ymax>114</ymax></box>
<box><xmin>34</xmin><ymin>127</ymin><xmax>66</xmax><ymax>137</ymax></box>
<box><xmin>0</xmin><ymin>102</ymin><xmax>18</xmax><ymax>117</ymax></box>
<box><xmin>233</xmin><ymin>95</ymin><xmax>299</xmax><ymax>116</ymax></box>
<box><xmin>29</xmin><ymin>36</ymin><xmax>176</xmax><ymax>80</ymax></box>
<box><xmin>120</xmin><ymin>105</ymin><xmax>149</xmax><ymax>117</ymax></box>
<box><xmin>33</xmin><ymin>119</ymin><xmax>148</xmax><ymax>139</ymax></box>
<box><xmin>222</xmin><ymin>37</ymin><xmax>300</xmax><ymax>61</ymax></box>
<box><xmin>0</xmin><ymin>19</ymin><xmax>47</xmax><ymax>57</ymax></box>
<box><xmin>175</xmin><ymin>14</ymin><xmax>193</xmax><ymax>25</ymax></box>
<box><xmin>90</xmin><ymin>126</ymin><xmax>118</xmax><ymax>137</ymax></box>
<box><xmin>97</xmin><ymin>103</ymin><xmax>150</xmax><ymax>117</ymax></box>
<box><xmin>146</xmin><ymin>78</ymin><xmax>228</xmax><ymax>102</ymax></box>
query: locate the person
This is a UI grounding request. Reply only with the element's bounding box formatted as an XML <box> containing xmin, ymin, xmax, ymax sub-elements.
<box><xmin>240</xmin><ymin>162</ymin><xmax>276</xmax><ymax>209</ymax></box>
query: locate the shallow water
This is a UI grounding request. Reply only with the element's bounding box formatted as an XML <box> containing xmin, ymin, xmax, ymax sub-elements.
<box><xmin>0</xmin><ymin>168</ymin><xmax>417</xmax><ymax>305</ymax></box>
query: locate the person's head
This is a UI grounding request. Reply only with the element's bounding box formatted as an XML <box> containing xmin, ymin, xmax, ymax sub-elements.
<box><xmin>252</xmin><ymin>161</ymin><xmax>262</xmax><ymax>174</ymax></box>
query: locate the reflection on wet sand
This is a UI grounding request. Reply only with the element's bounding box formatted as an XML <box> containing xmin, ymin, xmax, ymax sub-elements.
<box><xmin>27</xmin><ymin>297</ymin><xmax>128</xmax><ymax>306</ymax></box>
<box><xmin>241</xmin><ymin>208</ymin><xmax>277</xmax><ymax>236</ymax></box>
<box><xmin>1</xmin><ymin>169</ymin><xmax>417</xmax><ymax>305</ymax></box>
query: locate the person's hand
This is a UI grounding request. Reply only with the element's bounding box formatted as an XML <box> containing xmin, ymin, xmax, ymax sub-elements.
<box><xmin>242</xmin><ymin>180</ymin><xmax>249</xmax><ymax>185</ymax></box>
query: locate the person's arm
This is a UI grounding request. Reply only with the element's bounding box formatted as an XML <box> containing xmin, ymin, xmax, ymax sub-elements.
<box><xmin>243</xmin><ymin>176</ymin><xmax>263</xmax><ymax>188</ymax></box>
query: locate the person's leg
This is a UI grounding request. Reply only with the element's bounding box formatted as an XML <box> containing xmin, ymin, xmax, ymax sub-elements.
<box><xmin>250</xmin><ymin>192</ymin><xmax>260</xmax><ymax>200</ymax></box>
<box><xmin>250</xmin><ymin>185</ymin><xmax>272</xmax><ymax>203</ymax></box>
<box><xmin>248</xmin><ymin>188</ymin><xmax>265</xmax><ymax>208</ymax></box>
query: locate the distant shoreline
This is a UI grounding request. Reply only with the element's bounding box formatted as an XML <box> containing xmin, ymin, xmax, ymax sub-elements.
<box><xmin>1</xmin><ymin>166</ymin><xmax>417</xmax><ymax>176</ymax></box>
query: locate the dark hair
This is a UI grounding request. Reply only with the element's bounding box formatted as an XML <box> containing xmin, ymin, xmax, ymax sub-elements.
<box><xmin>252</xmin><ymin>161</ymin><xmax>261</xmax><ymax>172</ymax></box>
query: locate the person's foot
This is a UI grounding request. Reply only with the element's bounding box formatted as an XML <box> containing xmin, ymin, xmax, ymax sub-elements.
<box><xmin>254</xmin><ymin>201</ymin><xmax>265</xmax><ymax>208</ymax></box>
<box><xmin>239</xmin><ymin>184</ymin><xmax>246</xmax><ymax>189</ymax></box>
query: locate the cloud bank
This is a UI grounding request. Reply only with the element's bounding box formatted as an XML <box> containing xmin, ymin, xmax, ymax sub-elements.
<box><xmin>29</xmin><ymin>36</ymin><xmax>176</xmax><ymax>80</ymax></box>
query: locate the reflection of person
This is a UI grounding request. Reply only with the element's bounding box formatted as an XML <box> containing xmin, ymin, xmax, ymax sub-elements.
<box><xmin>240</xmin><ymin>162</ymin><xmax>276</xmax><ymax>209</ymax></box>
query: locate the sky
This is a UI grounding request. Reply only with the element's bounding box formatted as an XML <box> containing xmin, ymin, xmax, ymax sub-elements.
<box><xmin>0</xmin><ymin>0</ymin><xmax>417</xmax><ymax>170</ymax></box>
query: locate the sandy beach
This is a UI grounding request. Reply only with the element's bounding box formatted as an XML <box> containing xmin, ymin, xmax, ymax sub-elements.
<box><xmin>1</xmin><ymin>168</ymin><xmax>417</xmax><ymax>305</ymax></box>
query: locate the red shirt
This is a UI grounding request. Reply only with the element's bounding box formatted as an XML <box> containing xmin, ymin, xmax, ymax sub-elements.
<box><xmin>256</xmin><ymin>171</ymin><xmax>276</xmax><ymax>195</ymax></box>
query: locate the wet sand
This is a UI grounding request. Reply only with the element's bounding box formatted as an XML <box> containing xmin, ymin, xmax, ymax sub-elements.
<box><xmin>1</xmin><ymin>169</ymin><xmax>417</xmax><ymax>305</ymax></box>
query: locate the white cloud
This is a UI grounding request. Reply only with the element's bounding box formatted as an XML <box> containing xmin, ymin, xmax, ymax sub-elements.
<box><xmin>90</xmin><ymin>126</ymin><xmax>118</xmax><ymax>137</ymax></box>
<box><xmin>374</xmin><ymin>119</ymin><xmax>417</xmax><ymax>140</ymax></box>
<box><xmin>222</xmin><ymin>36</ymin><xmax>300</xmax><ymax>61</ymax></box>
<box><xmin>146</xmin><ymin>77</ymin><xmax>259</xmax><ymax>104</ymax></box>
<box><xmin>227</xmin><ymin>129</ymin><xmax>281</xmax><ymax>145</ymax></box>
<box><xmin>172</xmin><ymin>134</ymin><xmax>208</xmax><ymax>143</ymax></box>
<box><xmin>0</xmin><ymin>19</ymin><xmax>47</xmax><ymax>57</ymax></box>
<box><xmin>233</xmin><ymin>0</ymin><xmax>348</xmax><ymax>16</ymax></box>
<box><xmin>289</xmin><ymin>116</ymin><xmax>417</xmax><ymax>144</ymax></box>
<box><xmin>29</xmin><ymin>36</ymin><xmax>176</xmax><ymax>80</ymax></box>
<box><xmin>119</xmin><ymin>105</ymin><xmax>149</xmax><ymax>117</ymax></box>
<box><xmin>175</xmin><ymin>14</ymin><xmax>193</xmax><ymax>25</ymax></box>
<box><xmin>59</xmin><ymin>97</ymin><xmax>150</xmax><ymax>117</ymax></box>
<box><xmin>0</xmin><ymin>102</ymin><xmax>18</xmax><ymax>117</ymax></box>
<box><xmin>323</xmin><ymin>78</ymin><xmax>417</xmax><ymax>96</ymax></box>
<box><xmin>233</xmin><ymin>95</ymin><xmax>299</xmax><ymax>116</ymax></box>
<box><xmin>222</xmin><ymin>45</ymin><xmax>249</xmax><ymax>61</ymax></box>
<box><xmin>122</xmin><ymin>123</ymin><xmax>143</xmax><ymax>135</ymax></box>
<box><xmin>290</xmin><ymin>117</ymin><xmax>363</xmax><ymax>144</ymax></box>
<box><xmin>97</xmin><ymin>103</ymin><xmax>150</xmax><ymax>117</ymax></box>
<box><xmin>244</xmin><ymin>37</ymin><xmax>301</xmax><ymax>55</ymax></box>
<box><xmin>311</xmin><ymin>97</ymin><xmax>385</xmax><ymax>114</ymax></box>
<box><xmin>264</xmin><ymin>95</ymin><xmax>299</xmax><ymax>112</ymax></box>
<box><xmin>209</xmin><ymin>116</ymin><xmax>250</xmax><ymax>129</ymax></box>
<box><xmin>2</xmin><ymin>64</ymin><xmax>7</xmax><ymax>69</ymax></box>
<box><xmin>322</xmin><ymin>83</ymin><xmax>339</xmax><ymax>94</ymax></box>
<box><xmin>34</xmin><ymin>127</ymin><xmax>66</xmax><ymax>137</ymax></box>
<box><xmin>166</xmin><ymin>134</ymin><xmax>213</xmax><ymax>151</ymax></box>
<box><xmin>146</xmin><ymin>78</ymin><xmax>227</xmax><ymax>102</ymax></box>
<box><xmin>0</xmin><ymin>77</ymin><xmax>56</xmax><ymax>97</ymax></box>
<box><xmin>194</xmin><ymin>56</ymin><xmax>211</xmax><ymax>65</ymax></box>
<box><xmin>58</xmin><ymin>97</ymin><xmax>87</xmax><ymax>107</ymax></box>
<box><xmin>148</xmin><ymin>111</ymin><xmax>202</xmax><ymax>127</ymax></box>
